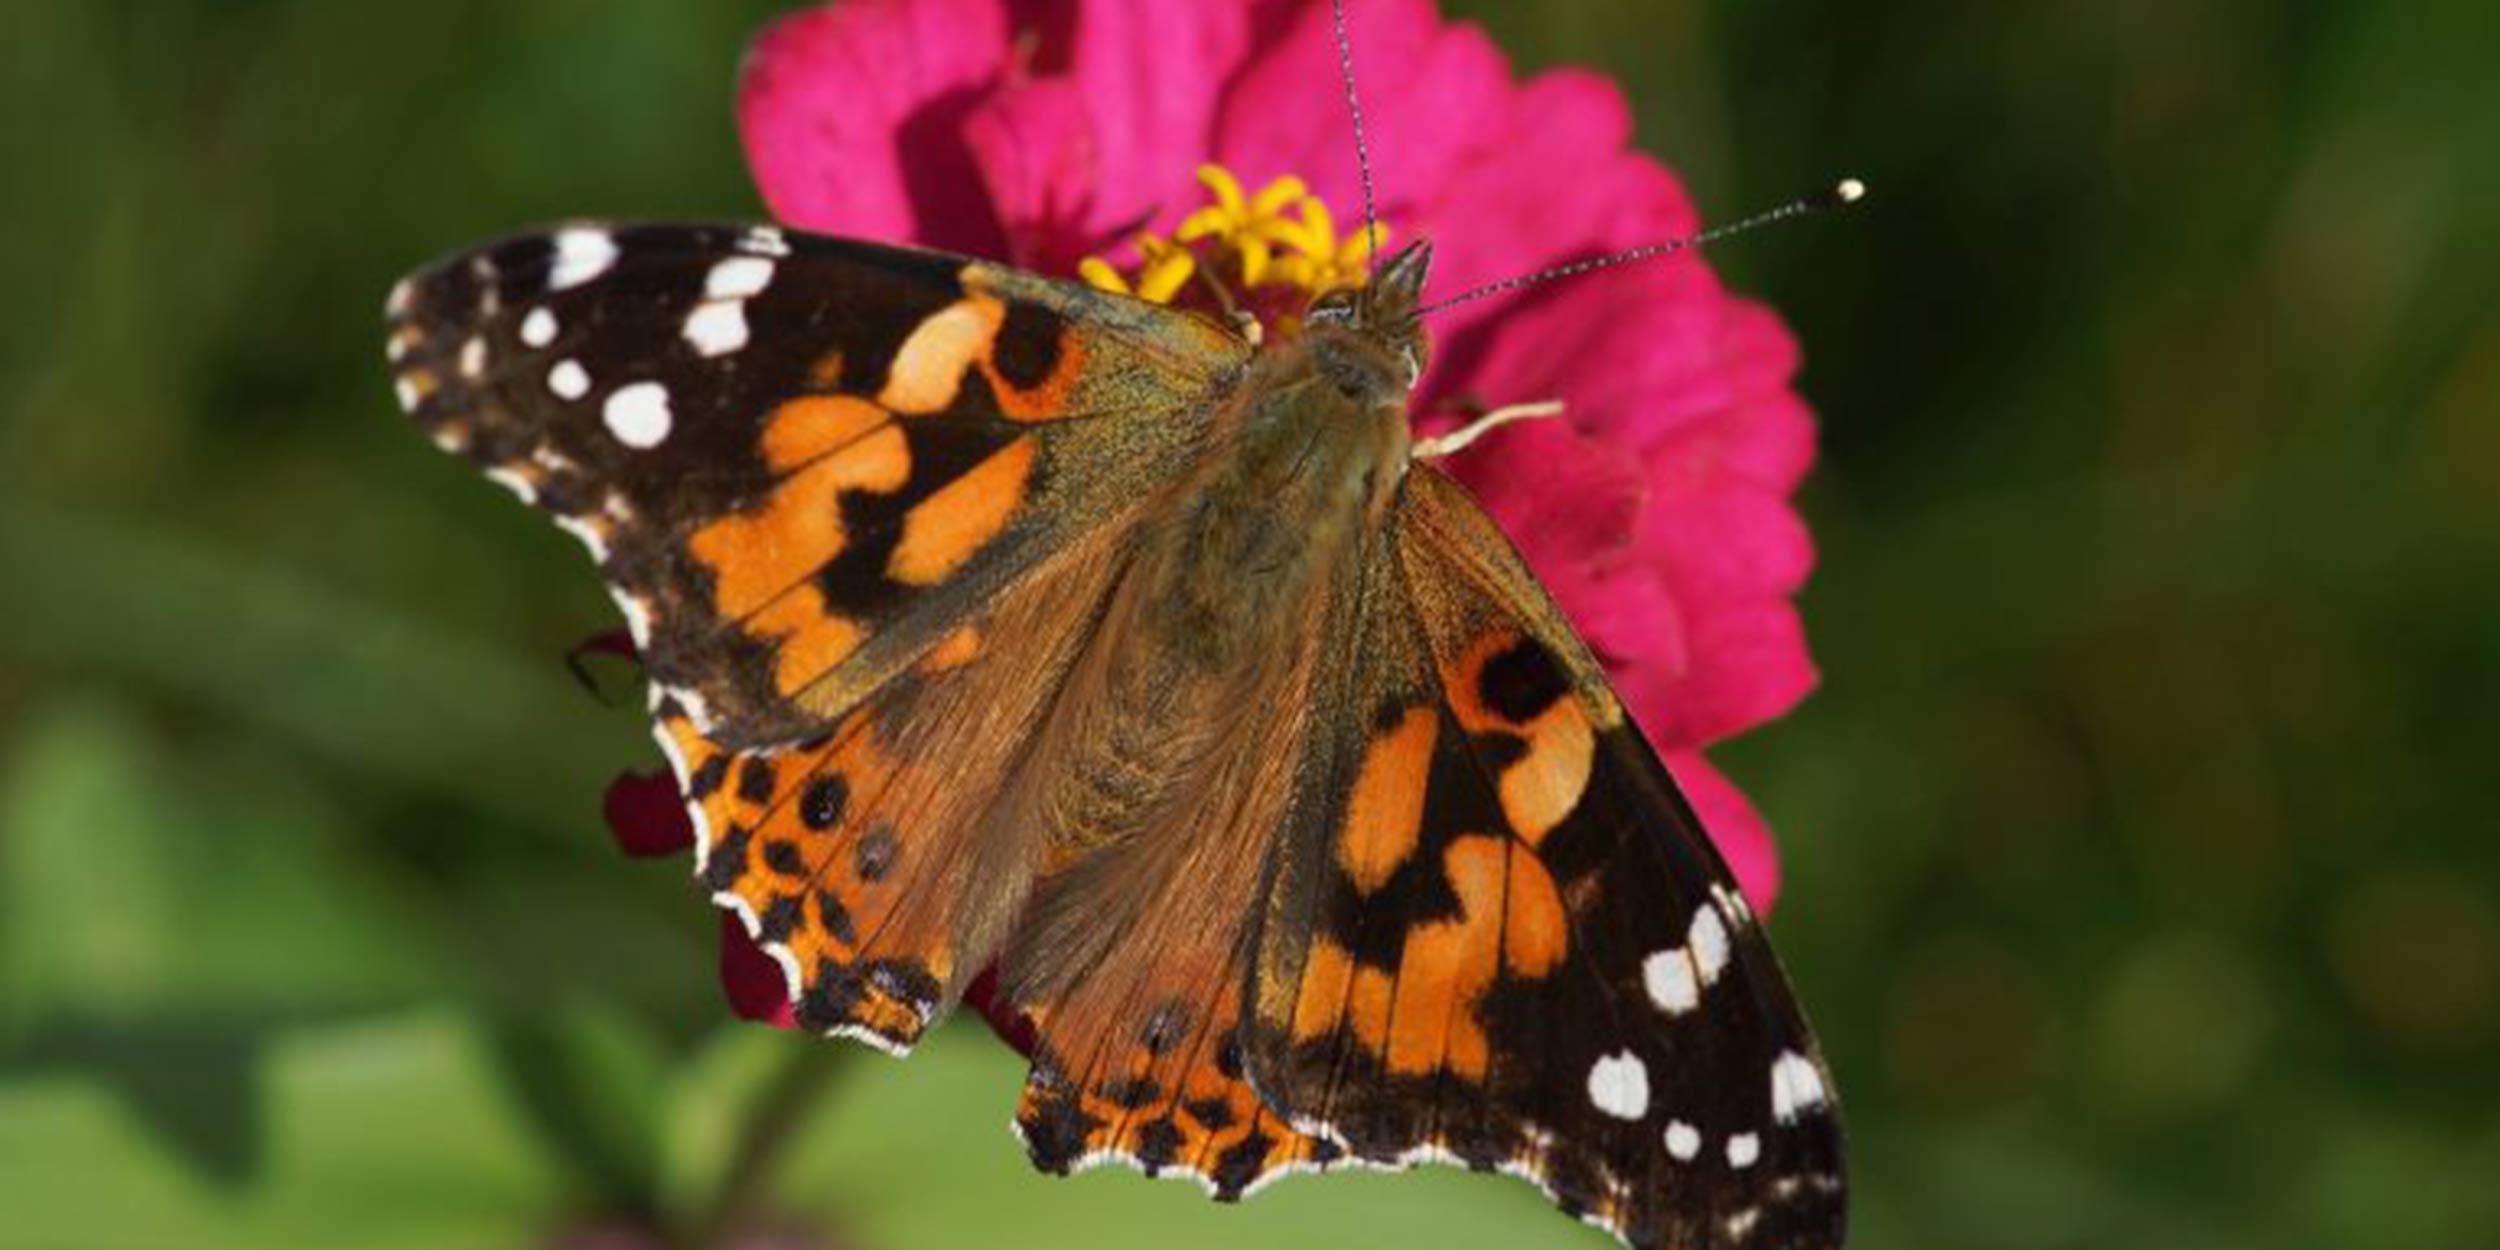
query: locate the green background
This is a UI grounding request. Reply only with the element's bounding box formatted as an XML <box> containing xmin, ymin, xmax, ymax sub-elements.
<box><xmin>4</xmin><ymin>1</ymin><xmax>2495</xmax><ymax>1247</ymax></box>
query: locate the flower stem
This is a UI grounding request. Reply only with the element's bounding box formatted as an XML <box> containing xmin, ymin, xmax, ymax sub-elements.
<box><xmin>682</xmin><ymin>1040</ymin><xmax>853</xmax><ymax>1249</ymax></box>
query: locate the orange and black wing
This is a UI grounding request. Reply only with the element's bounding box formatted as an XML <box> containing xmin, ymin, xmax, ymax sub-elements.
<box><xmin>385</xmin><ymin>223</ymin><xmax>1251</xmax><ymax>1050</ymax></box>
<box><xmin>1240</xmin><ymin>465</ymin><xmax>1846</xmax><ymax>1249</ymax></box>
<box><xmin>386</xmin><ymin>222</ymin><xmax>1247</xmax><ymax>748</ymax></box>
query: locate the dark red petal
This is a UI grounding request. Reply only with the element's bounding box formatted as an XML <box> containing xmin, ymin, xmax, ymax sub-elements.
<box><xmin>603</xmin><ymin>771</ymin><xmax>695</xmax><ymax>858</ymax></box>
<box><xmin>962</xmin><ymin>965</ymin><xmax>1037</xmax><ymax>1057</ymax></box>
<box><xmin>719</xmin><ymin>914</ymin><xmax>798</xmax><ymax>1029</ymax></box>
<box><xmin>569</xmin><ymin>630</ymin><xmax>639</xmax><ymax>664</ymax></box>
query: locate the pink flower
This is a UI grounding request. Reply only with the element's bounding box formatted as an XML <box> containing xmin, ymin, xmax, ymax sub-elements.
<box><xmin>613</xmin><ymin>0</ymin><xmax>1820</xmax><ymax>1031</ymax></box>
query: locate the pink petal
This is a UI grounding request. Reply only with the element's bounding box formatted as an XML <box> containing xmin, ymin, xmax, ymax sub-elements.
<box><xmin>719</xmin><ymin>914</ymin><xmax>797</xmax><ymax>1028</ymax></box>
<box><xmin>1662</xmin><ymin>751</ymin><xmax>1783</xmax><ymax>915</ymax></box>
<box><xmin>1447</xmin><ymin>418</ymin><xmax>1646</xmax><ymax>560</ymax></box>
<box><xmin>1409</xmin><ymin>73</ymin><xmax>1699</xmax><ymax>360</ymax></box>
<box><xmin>739</xmin><ymin>0</ymin><xmax>1015</xmax><ymax>252</ymax></box>
<box><xmin>1639</xmin><ymin>480</ymin><xmax>1816</xmax><ymax>604</ymax></box>
<box><xmin>1559</xmin><ymin>566</ymin><xmax>1687</xmax><ymax>676</ymax></box>
<box><xmin>1045</xmin><ymin>0</ymin><xmax>1253</xmax><ymax>240</ymax></box>
<box><xmin>1655</xmin><ymin>386</ymin><xmax>1818</xmax><ymax>500</ymax></box>
<box><xmin>1430</xmin><ymin>260</ymin><xmax>1735</xmax><ymax>454</ymax></box>
<box><xmin>960</xmin><ymin>79</ymin><xmax>1104</xmax><ymax>268</ymax></box>
<box><xmin>1215</xmin><ymin>0</ymin><xmax>1509</xmax><ymax>237</ymax></box>
<box><xmin>603</xmin><ymin>771</ymin><xmax>695</xmax><ymax>858</ymax></box>
<box><xmin>1621</xmin><ymin>600</ymin><xmax>1816</xmax><ymax>750</ymax></box>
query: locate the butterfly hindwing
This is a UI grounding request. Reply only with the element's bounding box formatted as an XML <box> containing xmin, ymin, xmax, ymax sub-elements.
<box><xmin>1241</xmin><ymin>465</ymin><xmax>1845</xmax><ymax>1250</ymax></box>
<box><xmin>999</xmin><ymin>555</ymin><xmax>1366</xmax><ymax>1195</ymax></box>
<box><xmin>660</xmin><ymin>509</ymin><xmax>1143</xmax><ymax>1051</ymax></box>
<box><xmin>386</xmin><ymin>223</ymin><xmax>1249</xmax><ymax>748</ymax></box>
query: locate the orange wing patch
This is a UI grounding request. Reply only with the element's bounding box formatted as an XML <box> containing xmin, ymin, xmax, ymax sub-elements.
<box><xmin>760</xmin><ymin>394</ymin><xmax>889</xmax><ymax>471</ymax></box>
<box><xmin>1443</xmin><ymin>629</ymin><xmax>1595</xmax><ymax>847</ymax></box>
<box><xmin>919</xmin><ymin>625</ymin><xmax>983</xmax><ymax>673</ymax></box>
<box><xmin>880</xmin><ymin>296</ymin><xmax>1003</xmax><ymax>414</ymax></box>
<box><xmin>1290</xmin><ymin>832</ymin><xmax>1568</xmax><ymax>1082</ymax></box>
<box><xmin>887</xmin><ymin>436</ymin><xmax>1036</xmax><ymax>586</ymax></box>
<box><xmin>875</xmin><ymin>284</ymin><xmax>1095</xmax><ymax>424</ymax></box>
<box><xmin>1336</xmin><ymin>705</ymin><xmax>1435</xmax><ymax>893</ymax></box>
<box><xmin>686</xmin><ymin>421</ymin><xmax>917</xmax><ymax>695</ymax></box>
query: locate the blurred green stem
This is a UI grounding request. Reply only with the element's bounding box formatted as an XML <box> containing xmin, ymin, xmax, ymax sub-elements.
<box><xmin>682</xmin><ymin>1040</ymin><xmax>853</xmax><ymax>1250</ymax></box>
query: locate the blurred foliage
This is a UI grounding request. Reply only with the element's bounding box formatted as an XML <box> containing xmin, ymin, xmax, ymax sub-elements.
<box><xmin>2</xmin><ymin>1</ymin><xmax>2495</xmax><ymax>1247</ymax></box>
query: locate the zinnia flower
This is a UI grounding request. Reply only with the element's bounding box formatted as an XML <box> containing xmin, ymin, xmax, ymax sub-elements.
<box><xmin>611</xmin><ymin>0</ymin><xmax>1820</xmax><ymax>1033</ymax></box>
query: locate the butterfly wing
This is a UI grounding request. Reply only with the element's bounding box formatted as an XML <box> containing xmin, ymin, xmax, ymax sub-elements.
<box><xmin>1241</xmin><ymin>464</ymin><xmax>1846</xmax><ymax>1249</ymax></box>
<box><xmin>656</xmin><ymin>508</ymin><xmax>1140</xmax><ymax>1051</ymax></box>
<box><xmin>1002</xmin><ymin>554</ymin><xmax>1365</xmax><ymax>1195</ymax></box>
<box><xmin>385</xmin><ymin>223</ymin><xmax>1248</xmax><ymax>748</ymax></box>
<box><xmin>386</xmin><ymin>223</ymin><xmax>1252</xmax><ymax>1049</ymax></box>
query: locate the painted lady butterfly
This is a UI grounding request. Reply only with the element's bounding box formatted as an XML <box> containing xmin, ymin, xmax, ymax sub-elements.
<box><xmin>382</xmin><ymin>10</ymin><xmax>1846</xmax><ymax>1247</ymax></box>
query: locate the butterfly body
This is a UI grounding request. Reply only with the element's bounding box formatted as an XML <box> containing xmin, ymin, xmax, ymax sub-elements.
<box><xmin>386</xmin><ymin>221</ymin><xmax>1842</xmax><ymax>1249</ymax></box>
<box><xmin>1005</xmin><ymin>243</ymin><xmax>1427</xmax><ymax>873</ymax></box>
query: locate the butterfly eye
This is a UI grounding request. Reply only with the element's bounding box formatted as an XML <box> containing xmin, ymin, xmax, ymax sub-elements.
<box><xmin>1304</xmin><ymin>288</ymin><xmax>1361</xmax><ymax>326</ymax></box>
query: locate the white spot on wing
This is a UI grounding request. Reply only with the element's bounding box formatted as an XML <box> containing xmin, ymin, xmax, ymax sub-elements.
<box><xmin>1586</xmin><ymin>1051</ymin><xmax>1650</xmax><ymax>1121</ymax></box>
<box><xmin>603</xmin><ymin>381</ymin><xmax>673</xmax><ymax>448</ymax></box>
<box><xmin>392</xmin><ymin>377</ymin><xmax>421</xmax><ymax>411</ymax></box>
<box><xmin>740</xmin><ymin>225</ymin><xmax>791</xmax><ymax>256</ymax></box>
<box><xmin>553</xmin><ymin>514</ymin><xmax>611</xmax><ymax>563</ymax></box>
<box><xmin>614</xmin><ymin>590</ymin><xmax>653</xmax><ymax>649</ymax></box>
<box><xmin>1643</xmin><ymin>948</ymin><xmax>1701</xmax><ymax>1015</ymax></box>
<box><xmin>483</xmin><ymin>465</ymin><xmax>539</xmax><ymax>504</ymax></box>
<box><xmin>1664</xmin><ymin>1120</ymin><xmax>1702</xmax><ymax>1161</ymax></box>
<box><xmin>548</xmin><ymin>228</ymin><xmax>618</xmax><ymax>290</ymax></box>
<box><xmin>682</xmin><ymin>300</ymin><xmax>749</xmax><ymax>356</ymax></box>
<box><xmin>458</xmin><ymin>335</ymin><xmax>487</xmax><ymax>378</ymax></box>
<box><xmin>520</xmin><ymin>306</ymin><xmax>559</xmax><ymax>348</ymax></box>
<box><xmin>1726</xmin><ymin>1132</ymin><xmax>1761</xmax><ymax>1169</ymax></box>
<box><xmin>1726</xmin><ymin>1207</ymin><xmax>1762</xmax><ymax>1240</ymax></box>
<box><xmin>1771</xmin><ymin>1050</ymin><xmax>1829</xmax><ymax>1122</ymax></box>
<box><xmin>1690</xmin><ymin>904</ymin><xmax>1731</xmax><ymax>986</ymax></box>
<box><xmin>548</xmin><ymin>358</ymin><xmax>591</xmax><ymax>400</ymax></box>
<box><xmin>705</xmin><ymin>255</ymin><xmax>775</xmax><ymax>299</ymax></box>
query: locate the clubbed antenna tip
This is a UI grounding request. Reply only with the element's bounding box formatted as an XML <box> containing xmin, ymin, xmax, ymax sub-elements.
<box><xmin>1416</xmin><ymin>175</ymin><xmax>1871</xmax><ymax>316</ymax></box>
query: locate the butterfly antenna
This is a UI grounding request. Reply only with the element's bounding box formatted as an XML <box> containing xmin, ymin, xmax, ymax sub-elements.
<box><xmin>1416</xmin><ymin>178</ymin><xmax>1867</xmax><ymax>316</ymax></box>
<box><xmin>1329</xmin><ymin>0</ymin><xmax>1382</xmax><ymax>275</ymax></box>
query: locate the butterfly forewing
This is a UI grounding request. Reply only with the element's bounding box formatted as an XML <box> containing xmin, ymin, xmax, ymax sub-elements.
<box><xmin>385</xmin><ymin>223</ymin><xmax>1247</xmax><ymax>748</ymax></box>
<box><xmin>1241</xmin><ymin>466</ymin><xmax>1845</xmax><ymax>1249</ymax></box>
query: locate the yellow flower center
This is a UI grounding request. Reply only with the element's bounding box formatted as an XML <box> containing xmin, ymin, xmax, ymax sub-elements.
<box><xmin>1079</xmin><ymin>164</ymin><xmax>1387</xmax><ymax>337</ymax></box>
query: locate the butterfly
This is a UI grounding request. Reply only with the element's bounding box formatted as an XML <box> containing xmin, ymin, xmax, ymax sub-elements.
<box><xmin>384</xmin><ymin>208</ymin><xmax>1845</xmax><ymax>1244</ymax></box>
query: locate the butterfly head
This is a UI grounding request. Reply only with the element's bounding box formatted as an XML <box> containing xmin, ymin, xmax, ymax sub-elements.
<box><xmin>1302</xmin><ymin>239</ymin><xmax>1432</xmax><ymax>394</ymax></box>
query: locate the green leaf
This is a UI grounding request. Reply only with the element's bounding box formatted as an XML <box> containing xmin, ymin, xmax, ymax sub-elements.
<box><xmin>0</xmin><ymin>1010</ymin><xmax>570</xmax><ymax>1250</ymax></box>
<box><xmin>0</xmin><ymin>696</ymin><xmax>436</xmax><ymax>1026</ymax></box>
<box><xmin>484</xmin><ymin>1000</ymin><xmax>669</xmax><ymax>1211</ymax></box>
<box><xmin>0</xmin><ymin>696</ymin><xmax>442</xmax><ymax>1180</ymax></box>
